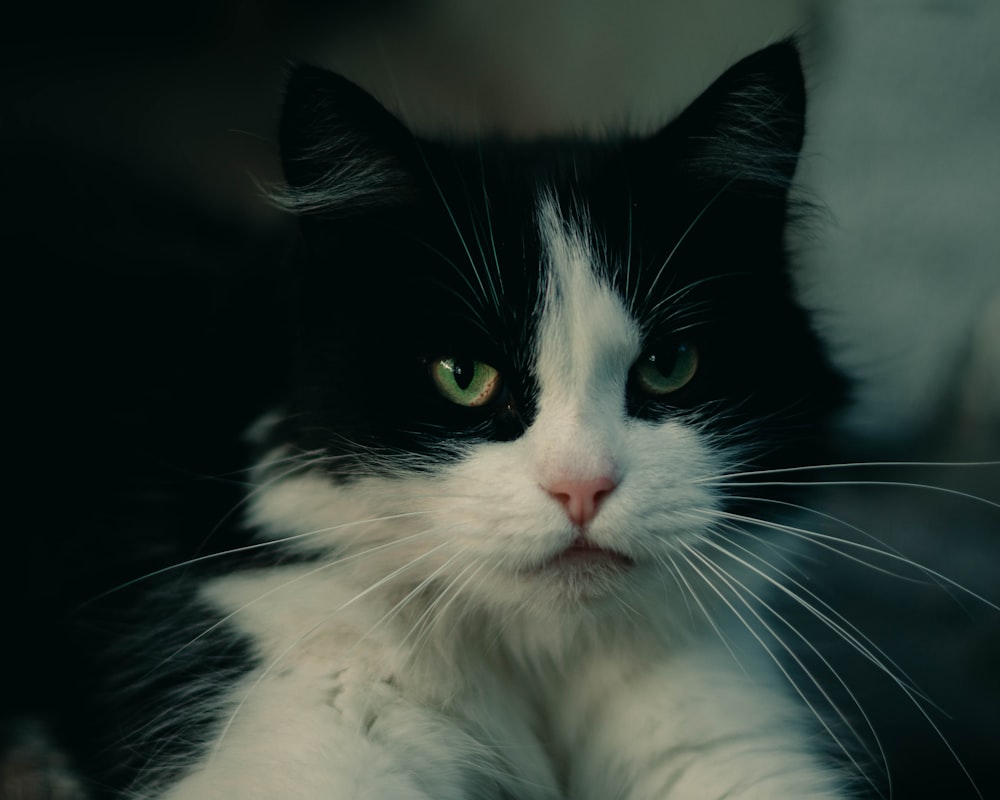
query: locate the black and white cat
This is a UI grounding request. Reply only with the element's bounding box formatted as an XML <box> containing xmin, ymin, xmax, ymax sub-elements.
<box><xmin>22</xmin><ymin>41</ymin><xmax>870</xmax><ymax>798</ymax></box>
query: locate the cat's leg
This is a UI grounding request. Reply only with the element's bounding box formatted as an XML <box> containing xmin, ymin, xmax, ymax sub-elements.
<box><xmin>143</xmin><ymin>660</ymin><xmax>502</xmax><ymax>800</ymax></box>
<box><xmin>559</xmin><ymin>641</ymin><xmax>850</xmax><ymax>800</ymax></box>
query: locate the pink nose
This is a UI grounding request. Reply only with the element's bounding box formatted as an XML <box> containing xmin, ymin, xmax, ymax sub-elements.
<box><xmin>545</xmin><ymin>476</ymin><xmax>618</xmax><ymax>527</ymax></box>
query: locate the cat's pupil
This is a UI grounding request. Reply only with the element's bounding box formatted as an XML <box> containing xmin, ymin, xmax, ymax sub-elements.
<box><xmin>452</xmin><ymin>358</ymin><xmax>475</xmax><ymax>390</ymax></box>
<box><xmin>648</xmin><ymin>350</ymin><xmax>673</xmax><ymax>375</ymax></box>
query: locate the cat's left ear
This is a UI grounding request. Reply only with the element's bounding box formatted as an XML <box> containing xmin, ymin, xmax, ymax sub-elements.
<box><xmin>650</xmin><ymin>39</ymin><xmax>807</xmax><ymax>197</ymax></box>
<box><xmin>276</xmin><ymin>65</ymin><xmax>417</xmax><ymax>217</ymax></box>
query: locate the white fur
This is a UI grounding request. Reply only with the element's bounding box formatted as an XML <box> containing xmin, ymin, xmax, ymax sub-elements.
<box><xmin>146</xmin><ymin>196</ymin><xmax>848</xmax><ymax>798</ymax></box>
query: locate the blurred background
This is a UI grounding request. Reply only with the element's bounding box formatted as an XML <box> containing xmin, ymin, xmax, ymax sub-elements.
<box><xmin>3</xmin><ymin>1</ymin><xmax>998</xmax><ymax>798</ymax></box>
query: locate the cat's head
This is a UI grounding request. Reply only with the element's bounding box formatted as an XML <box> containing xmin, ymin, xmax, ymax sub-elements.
<box><xmin>252</xmin><ymin>41</ymin><xmax>846</xmax><ymax>629</ymax></box>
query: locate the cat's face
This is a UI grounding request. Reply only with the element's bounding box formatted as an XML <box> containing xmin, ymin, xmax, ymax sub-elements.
<box><xmin>251</xmin><ymin>42</ymin><xmax>846</xmax><ymax>622</ymax></box>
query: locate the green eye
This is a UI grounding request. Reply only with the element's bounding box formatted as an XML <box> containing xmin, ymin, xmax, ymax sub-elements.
<box><xmin>634</xmin><ymin>341</ymin><xmax>699</xmax><ymax>395</ymax></box>
<box><xmin>430</xmin><ymin>357</ymin><xmax>503</xmax><ymax>407</ymax></box>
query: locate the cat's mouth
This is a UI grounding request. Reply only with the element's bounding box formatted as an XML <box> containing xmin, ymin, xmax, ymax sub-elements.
<box><xmin>547</xmin><ymin>536</ymin><xmax>635</xmax><ymax>569</ymax></box>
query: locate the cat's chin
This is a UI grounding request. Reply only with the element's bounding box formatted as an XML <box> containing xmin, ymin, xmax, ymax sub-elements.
<box><xmin>550</xmin><ymin>536</ymin><xmax>635</xmax><ymax>569</ymax></box>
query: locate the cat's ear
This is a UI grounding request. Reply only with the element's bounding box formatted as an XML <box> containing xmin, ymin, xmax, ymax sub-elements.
<box><xmin>276</xmin><ymin>65</ymin><xmax>417</xmax><ymax>216</ymax></box>
<box><xmin>653</xmin><ymin>40</ymin><xmax>806</xmax><ymax>196</ymax></box>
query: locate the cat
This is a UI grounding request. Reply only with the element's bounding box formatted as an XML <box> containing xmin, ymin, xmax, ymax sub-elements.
<box><xmin>7</xmin><ymin>40</ymin><xmax>871</xmax><ymax>799</ymax></box>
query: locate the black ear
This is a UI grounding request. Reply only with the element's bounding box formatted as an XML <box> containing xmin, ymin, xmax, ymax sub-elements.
<box><xmin>656</xmin><ymin>40</ymin><xmax>807</xmax><ymax>195</ymax></box>
<box><xmin>277</xmin><ymin>65</ymin><xmax>417</xmax><ymax>216</ymax></box>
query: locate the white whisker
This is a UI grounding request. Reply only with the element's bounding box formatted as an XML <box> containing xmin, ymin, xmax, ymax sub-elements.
<box><xmin>719</xmin><ymin>494</ymin><xmax>950</xmax><ymax>591</ymax></box>
<box><xmin>145</xmin><ymin>524</ymin><xmax>449</xmax><ymax>678</ymax></box>
<box><xmin>78</xmin><ymin>510</ymin><xmax>436</xmax><ymax>609</ymax></box>
<box><xmin>697</xmin><ymin>460</ymin><xmax>1000</xmax><ymax>484</ymax></box>
<box><xmin>712</xmin><ymin>477</ymin><xmax>1000</xmax><ymax>511</ymax></box>
<box><xmin>346</xmin><ymin>549</ymin><xmax>468</xmax><ymax>657</ymax></box>
<box><xmin>641</xmin><ymin>175</ymin><xmax>742</xmax><ymax>304</ymax></box>
<box><xmin>707</xmin><ymin>524</ymin><xmax>932</xmax><ymax>705</ymax></box>
<box><xmin>678</xmin><ymin>542</ymin><xmax>883</xmax><ymax>794</ymax></box>
<box><xmin>693</xmin><ymin>508</ymin><xmax>1000</xmax><ymax>612</ymax></box>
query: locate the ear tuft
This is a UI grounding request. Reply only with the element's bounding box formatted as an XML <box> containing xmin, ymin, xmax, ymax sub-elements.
<box><xmin>667</xmin><ymin>40</ymin><xmax>807</xmax><ymax>195</ymax></box>
<box><xmin>274</xmin><ymin>65</ymin><xmax>416</xmax><ymax>217</ymax></box>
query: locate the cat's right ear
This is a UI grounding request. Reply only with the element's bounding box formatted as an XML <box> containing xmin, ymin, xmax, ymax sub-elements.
<box><xmin>276</xmin><ymin>65</ymin><xmax>417</xmax><ymax>217</ymax></box>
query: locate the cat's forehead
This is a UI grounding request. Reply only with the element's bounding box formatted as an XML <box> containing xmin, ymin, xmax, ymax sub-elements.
<box><xmin>534</xmin><ymin>193</ymin><xmax>640</xmax><ymax>404</ymax></box>
<box><xmin>428</xmin><ymin>142</ymin><xmax>692</xmax><ymax>315</ymax></box>
<box><xmin>536</xmin><ymin>194</ymin><xmax>639</xmax><ymax>358</ymax></box>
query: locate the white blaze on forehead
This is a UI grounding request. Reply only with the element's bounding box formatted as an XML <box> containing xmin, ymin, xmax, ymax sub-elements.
<box><xmin>532</xmin><ymin>195</ymin><xmax>641</xmax><ymax>478</ymax></box>
<box><xmin>535</xmin><ymin>195</ymin><xmax>640</xmax><ymax>402</ymax></box>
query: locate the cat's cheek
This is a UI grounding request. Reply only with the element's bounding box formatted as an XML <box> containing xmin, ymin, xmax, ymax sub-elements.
<box><xmin>247</xmin><ymin>470</ymin><xmax>442</xmax><ymax>557</ymax></box>
<box><xmin>589</xmin><ymin>420</ymin><xmax>726</xmax><ymax>535</ymax></box>
<box><xmin>431</xmin><ymin>440</ymin><xmax>575</xmax><ymax>568</ymax></box>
